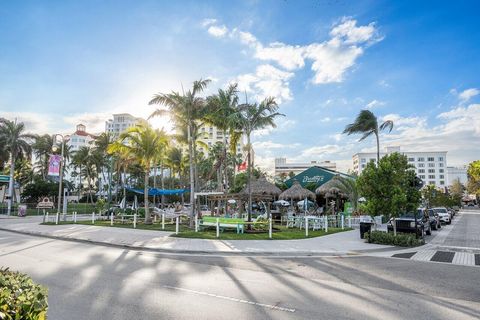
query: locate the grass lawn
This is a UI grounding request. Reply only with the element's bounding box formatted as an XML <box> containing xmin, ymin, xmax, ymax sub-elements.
<box><xmin>42</xmin><ymin>219</ymin><xmax>352</xmax><ymax>240</ymax></box>
<box><xmin>5</xmin><ymin>203</ymin><xmax>97</xmax><ymax>216</ymax></box>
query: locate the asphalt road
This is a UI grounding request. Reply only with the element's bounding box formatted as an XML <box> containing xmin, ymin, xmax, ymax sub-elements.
<box><xmin>442</xmin><ymin>210</ymin><xmax>480</xmax><ymax>248</ymax></box>
<box><xmin>0</xmin><ymin>230</ymin><xmax>479</xmax><ymax>320</ymax></box>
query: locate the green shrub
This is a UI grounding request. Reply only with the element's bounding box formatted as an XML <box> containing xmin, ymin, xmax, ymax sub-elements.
<box><xmin>0</xmin><ymin>268</ymin><xmax>48</xmax><ymax>320</ymax></box>
<box><xmin>365</xmin><ymin>230</ymin><xmax>424</xmax><ymax>247</ymax></box>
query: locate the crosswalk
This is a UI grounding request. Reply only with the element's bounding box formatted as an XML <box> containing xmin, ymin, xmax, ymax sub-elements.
<box><xmin>392</xmin><ymin>250</ymin><xmax>480</xmax><ymax>266</ymax></box>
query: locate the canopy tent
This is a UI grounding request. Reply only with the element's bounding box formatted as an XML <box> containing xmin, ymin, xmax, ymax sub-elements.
<box><xmin>126</xmin><ymin>187</ymin><xmax>188</xmax><ymax>196</ymax></box>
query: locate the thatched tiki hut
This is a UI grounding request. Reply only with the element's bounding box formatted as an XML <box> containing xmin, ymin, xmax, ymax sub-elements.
<box><xmin>316</xmin><ymin>180</ymin><xmax>346</xmax><ymax>214</ymax></box>
<box><xmin>241</xmin><ymin>177</ymin><xmax>281</xmax><ymax>218</ymax></box>
<box><xmin>279</xmin><ymin>181</ymin><xmax>315</xmax><ymax>215</ymax></box>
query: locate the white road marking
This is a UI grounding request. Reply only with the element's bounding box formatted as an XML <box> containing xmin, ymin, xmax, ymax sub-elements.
<box><xmin>411</xmin><ymin>250</ymin><xmax>436</xmax><ymax>261</ymax></box>
<box><xmin>452</xmin><ymin>252</ymin><xmax>475</xmax><ymax>266</ymax></box>
<box><xmin>162</xmin><ymin>285</ymin><xmax>296</xmax><ymax>313</ymax></box>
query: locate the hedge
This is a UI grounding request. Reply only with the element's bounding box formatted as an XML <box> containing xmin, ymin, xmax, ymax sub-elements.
<box><xmin>0</xmin><ymin>268</ymin><xmax>48</xmax><ymax>320</ymax></box>
<box><xmin>365</xmin><ymin>230</ymin><xmax>424</xmax><ymax>247</ymax></box>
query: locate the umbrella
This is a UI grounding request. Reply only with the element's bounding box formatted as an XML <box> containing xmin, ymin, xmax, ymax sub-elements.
<box><xmin>119</xmin><ymin>196</ymin><xmax>126</xmax><ymax>209</ymax></box>
<box><xmin>241</xmin><ymin>176</ymin><xmax>281</xmax><ymax>196</ymax></box>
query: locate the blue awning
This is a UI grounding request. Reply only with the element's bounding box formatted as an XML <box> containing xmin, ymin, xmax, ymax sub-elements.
<box><xmin>126</xmin><ymin>187</ymin><xmax>189</xmax><ymax>196</ymax></box>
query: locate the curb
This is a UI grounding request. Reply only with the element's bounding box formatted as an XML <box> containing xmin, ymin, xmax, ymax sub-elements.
<box><xmin>0</xmin><ymin>226</ymin><xmax>395</xmax><ymax>257</ymax></box>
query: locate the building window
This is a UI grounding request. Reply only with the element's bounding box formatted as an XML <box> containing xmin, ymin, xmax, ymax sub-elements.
<box><xmin>438</xmin><ymin>157</ymin><xmax>444</xmax><ymax>161</ymax></box>
<box><xmin>429</xmin><ymin>181</ymin><xmax>435</xmax><ymax>185</ymax></box>
<box><xmin>361</xmin><ymin>164</ymin><xmax>365</xmax><ymax>168</ymax></box>
<box><xmin>439</xmin><ymin>169</ymin><xmax>444</xmax><ymax>173</ymax></box>
<box><xmin>428</xmin><ymin>169</ymin><xmax>435</xmax><ymax>173</ymax></box>
<box><xmin>419</xmin><ymin>175</ymin><xmax>425</xmax><ymax>179</ymax></box>
<box><xmin>361</xmin><ymin>158</ymin><xmax>366</xmax><ymax>163</ymax></box>
<box><xmin>418</xmin><ymin>157</ymin><xmax>424</xmax><ymax>161</ymax></box>
<box><xmin>440</xmin><ymin>175</ymin><xmax>444</xmax><ymax>179</ymax></box>
<box><xmin>428</xmin><ymin>163</ymin><xmax>435</xmax><ymax>167</ymax></box>
<box><xmin>408</xmin><ymin>157</ymin><xmax>415</xmax><ymax>162</ymax></box>
<box><xmin>418</xmin><ymin>163</ymin><xmax>425</xmax><ymax>168</ymax></box>
<box><xmin>440</xmin><ymin>181</ymin><xmax>445</xmax><ymax>185</ymax></box>
<box><xmin>428</xmin><ymin>175</ymin><xmax>435</xmax><ymax>179</ymax></box>
<box><xmin>427</xmin><ymin>157</ymin><xmax>434</xmax><ymax>161</ymax></box>
<box><xmin>439</xmin><ymin>163</ymin><xmax>444</xmax><ymax>167</ymax></box>
<box><xmin>418</xmin><ymin>169</ymin><xmax>425</xmax><ymax>173</ymax></box>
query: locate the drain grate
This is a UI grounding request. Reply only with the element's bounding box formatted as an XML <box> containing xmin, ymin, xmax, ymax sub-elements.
<box><xmin>392</xmin><ymin>252</ymin><xmax>417</xmax><ymax>259</ymax></box>
<box><xmin>430</xmin><ymin>251</ymin><xmax>455</xmax><ymax>263</ymax></box>
<box><xmin>475</xmin><ymin>254</ymin><xmax>480</xmax><ymax>266</ymax></box>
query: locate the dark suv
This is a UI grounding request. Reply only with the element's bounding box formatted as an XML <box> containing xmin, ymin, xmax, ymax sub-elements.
<box><xmin>387</xmin><ymin>211</ymin><xmax>431</xmax><ymax>237</ymax></box>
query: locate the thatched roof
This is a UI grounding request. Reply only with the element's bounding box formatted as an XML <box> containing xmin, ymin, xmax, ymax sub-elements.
<box><xmin>315</xmin><ymin>179</ymin><xmax>339</xmax><ymax>195</ymax></box>
<box><xmin>279</xmin><ymin>181</ymin><xmax>315</xmax><ymax>200</ymax></box>
<box><xmin>242</xmin><ymin>177</ymin><xmax>281</xmax><ymax>196</ymax></box>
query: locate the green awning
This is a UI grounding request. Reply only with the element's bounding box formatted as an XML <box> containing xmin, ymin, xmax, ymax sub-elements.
<box><xmin>0</xmin><ymin>175</ymin><xmax>9</xmax><ymax>183</ymax></box>
<box><xmin>284</xmin><ymin>166</ymin><xmax>354</xmax><ymax>188</ymax></box>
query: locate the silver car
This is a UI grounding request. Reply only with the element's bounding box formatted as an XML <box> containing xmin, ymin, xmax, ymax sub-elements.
<box><xmin>432</xmin><ymin>207</ymin><xmax>450</xmax><ymax>224</ymax></box>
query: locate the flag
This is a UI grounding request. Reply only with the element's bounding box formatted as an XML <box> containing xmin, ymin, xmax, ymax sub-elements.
<box><xmin>237</xmin><ymin>161</ymin><xmax>247</xmax><ymax>172</ymax></box>
<box><xmin>48</xmin><ymin>155</ymin><xmax>62</xmax><ymax>176</ymax></box>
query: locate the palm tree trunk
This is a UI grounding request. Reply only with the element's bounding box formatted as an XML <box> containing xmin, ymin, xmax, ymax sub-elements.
<box><xmin>160</xmin><ymin>162</ymin><xmax>165</xmax><ymax>208</ymax></box>
<box><xmin>153</xmin><ymin>165</ymin><xmax>157</xmax><ymax>208</ymax></box>
<box><xmin>375</xmin><ymin>132</ymin><xmax>380</xmax><ymax>165</ymax></box>
<box><xmin>187</xmin><ymin>124</ymin><xmax>195</xmax><ymax>226</ymax></box>
<box><xmin>247</xmin><ymin>133</ymin><xmax>252</xmax><ymax>224</ymax></box>
<box><xmin>144</xmin><ymin>169</ymin><xmax>151</xmax><ymax>224</ymax></box>
<box><xmin>7</xmin><ymin>153</ymin><xmax>15</xmax><ymax>216</ymax></box>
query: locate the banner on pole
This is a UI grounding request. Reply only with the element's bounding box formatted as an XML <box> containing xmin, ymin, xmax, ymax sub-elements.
<box><xmin>48</xmin><ymin>155</ymin><xmax>62</xmax><ymax>176</ymax></box>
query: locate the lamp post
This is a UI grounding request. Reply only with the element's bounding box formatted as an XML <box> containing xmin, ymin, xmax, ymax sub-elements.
<box><xmin>53</xmin><ymin>134</ymin><xmax>65</xmax><ymax>214</ymax></box>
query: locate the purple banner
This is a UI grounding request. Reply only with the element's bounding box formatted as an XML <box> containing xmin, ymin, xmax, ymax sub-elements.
<box><xmin>48</xmin><ymin>154</ymin><xmax>62</xmax><ymax>176</ymax></box>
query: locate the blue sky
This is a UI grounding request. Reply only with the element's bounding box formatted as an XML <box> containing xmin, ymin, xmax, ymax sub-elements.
<box><xmin>1</xmin><ymin>0</ymin><xmax>479</xmax><ymax>172</ymax></box>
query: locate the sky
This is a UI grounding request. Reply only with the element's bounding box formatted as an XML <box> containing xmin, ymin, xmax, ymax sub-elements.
<box><xmin>1</xmin><ymin>0</ymin><xmax>480</xmax><ymax>173</ymax></box>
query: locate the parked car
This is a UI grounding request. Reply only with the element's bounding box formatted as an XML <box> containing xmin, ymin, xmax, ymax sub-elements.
<box><xmin>387</xmin><ymin>211</ymin><xmax>431</xmax><ymax>237</ymax></box>
<box><xmin>432</xmin><ymin>207</ymin><xmax>450</xmax><ymax>224</ymax></box>
<box><xmin>422</xmin><ymin>208</ymin><xmax>441</xmax><ymax>230</ymax></box>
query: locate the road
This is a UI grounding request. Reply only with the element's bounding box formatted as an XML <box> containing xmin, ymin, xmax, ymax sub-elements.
<box><xmin>1</xmin><ymin>212</ymin><xmax>479</xmax><ymax>319</ymax></box>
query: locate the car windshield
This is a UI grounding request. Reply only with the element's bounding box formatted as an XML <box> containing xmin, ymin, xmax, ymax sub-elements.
<box><xmin>428</xmin><ymin>210</ymin><xmax>435</xmax><ymax>217</ymax></box>
<box><xmin>402</xmin><ymin>212</ymin><xmax>423</xmax><ymax>219</ymax></box>
<box><xmin>434</xmin><ymin>208</ymin><xmax>447</xmax><ymax>213</ymax></box>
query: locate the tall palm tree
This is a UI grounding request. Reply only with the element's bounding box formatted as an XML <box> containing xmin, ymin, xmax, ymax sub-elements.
<box><xmin>149</xmin><ymin>79</ymin><xmax>210</xmax><ymax>222</ymax></box>
<box><xmin>71</xmin><ymin>146</ymin><xmax>97</xmax><ymax>204</ymax></box>
<box><xmin>108</xmin><ymin>123</ymin><xmax>168</xmax><ymax>224</ymax></box>
<box><xmin>230</xmin><ymin>97</ymin><xmax>284</xmax><ymax>223</ymax></box>
<box><xmin>343</xmin><ymin>110</ymin><xmax>394</xmax><ymax>163</ymax></box>
<box><xmin>0</xmin><ymin>118</ymin><xmax>35</xmax><ymax>215</ymax></box>
<box><xmin>206</xmin><ymin>83</ymin><xmax>239</xmax><ymax>193</ymax></box>
<box><xmin>32</xmin><ymin>134</ymin><xmax>54</xmax><ymax>180</ymax></box>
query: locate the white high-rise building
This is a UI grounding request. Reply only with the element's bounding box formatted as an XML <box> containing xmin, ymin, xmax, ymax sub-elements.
<box><xmin>105</xmin><ymin>113</ymin><xmax>144</xmax><ymax>138</ymax></box>
<box><xmin>352</xmin><ymin>146</ymin><xmax>448</xmax><ymax>188</ymax></box>
<box><xmin>446</xmin><ymin>166</ymin><xmax>468</xmax><ymax>186</ymax></box>
<box><xmin>196</xmin><ymin>125</ymin><xmax>246</xmax><ymax>158</ymax></box>
<box><xmin>274</xmin><ymin>158</ymin><xmax>337</xmax><ymax>177</ymax></box>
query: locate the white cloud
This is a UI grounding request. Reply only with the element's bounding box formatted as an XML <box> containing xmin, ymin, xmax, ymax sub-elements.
<box><xmin>366</xmin><ymin>99</ymin><xmax>385</xmax><ymax>109</ymax></box>
<box><xmin>320</xmin><ymin>117</ymin><xmax>331</xmax><ymax>122</ymax></box>
<box><xmin>253</xmin><ymin>140</ymin><xmax>299</xmax><ymax>150</ymax></box>
<box><xmin>235</xmin><ymin>64</ymin><xmax>294</xmax><ymax>103</ymax></box>
<box><xmin>458</xmin><ymin>88</ymin><xmax>479</xmax><ymax>103</ymax></box>
<box><xmin>0</xmin><ymin>111</ymin><xmax>56</xmax><ymax>134</ymax></box>
<box><xmin>202</xmin><ymin>18</ymin><xmax>217</xmax><ymax>27</ymax></box>
<box><xmin>207</xmin><ymin>25</ymin><xmax>228</xmax><ymax>37</ymax></box>
<box><xmin>253</xmin><ymin>118</ymin><xmax>296</xmax><ymax>137</ymax></box>
<box><xmin>204</xmin><ymin>16</ymin><xmax>382</xmax><ymax>86</ymax></box>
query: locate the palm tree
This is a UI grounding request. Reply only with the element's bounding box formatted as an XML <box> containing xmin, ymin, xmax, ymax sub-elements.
<box><xmin>71</xmin><ymin>146</ymin><xmax>97</xmax><ymax>204</ymax></box>
<box><xmin>0</xmin><ymin>118</ymin><xmax>35</xmax><ymax>215</ymax></box>
<box><xmin>230</xmin><ymin>97</ymin><xmax>284</xmax><ymax>223</ymax></box>
<box><xmin>328</xmin><ymin>176</ymin><xmax>360</xmax><ymax>213</ymax></box>
<box><xmin>206</xmin><ymin>83</ymin><xmax>239</xmax><ymax>193</ymax></box>
<box><xmin>343</xmin><ymin>110</ymin><xmax>394</xmax><ymax>163</ymax></box>
<box><xmin>149</xmin><ymin>79</ymin><xmax>210</xmax><ymax>222</ymax></box>
<box><xmin>108</xmin><ymin>123</ymin><xmax>168</xmax><ymax>224</ymax></box>
<box><xmin>32</xmin><ymin>134</ymin><xmax>54</xmax><ymax>180</ymax></box>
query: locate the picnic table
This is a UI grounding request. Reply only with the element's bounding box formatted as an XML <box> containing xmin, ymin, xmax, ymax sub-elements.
<box><xmin>199</xmin><ymin>217</ymin><xmax>245</xmax><ymax>234</ymax></box>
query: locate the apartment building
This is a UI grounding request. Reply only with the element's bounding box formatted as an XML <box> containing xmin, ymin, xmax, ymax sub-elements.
<box><xmin>353</xmin><ymin>146</ymin><xmax>447</xmax><ymax>188</ymax></box>
<box><xmin>274</xmin><ymin>158</ymin><xmax>337</xmax><ymax>177</ymax></box>
<box><xmin>105</xmin><ymin>113</ymin><xmax>144</xmax><ymax>138</ymax></box>
<box><xmin>196</xmin><ymin>125</ymin><xmax>246</xmax><ymax>158</ymax></box>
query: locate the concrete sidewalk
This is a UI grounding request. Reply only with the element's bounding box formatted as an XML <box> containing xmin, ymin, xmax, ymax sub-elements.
<box><xmin>0</xmin><ymin>215</ymin><xmax>394</xmax><ymax>255</ymax></box>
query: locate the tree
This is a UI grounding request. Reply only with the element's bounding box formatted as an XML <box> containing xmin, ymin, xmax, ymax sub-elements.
<box><xmin>343</xmin><ymin>110</ymin><xmax>394</xmax><ymax>163</ymax></box>
<box><xmin>467</xmin><ymin>160</ymin><xmax>480</xmax><ymax>198</ymax></box>
<box><xmin>230</xmin><ymin>97</ymin><xmax>284</xmax><ymax>223</ymax></box>
<box><xmin>0</xmin><ymin>119</ymin><xmax>35</xmax><ymax>215</ymax></box>
<box><xmin>108</xmin><ymin>123</ymin><xmax>168</xmax><ymax>224</ymax></box>
<box><xmin>149</xmin><ymin>79</ymin><xmax>211</xmax><ymax>223</ymax></box>
<box><xmin>32</xmin><ymin>134</ymin><xmax>54</xmax><ymax>180</ymax></box>
<box><xmin>357</xmin><ymin>152</ymin><xmax>421</xmax><ymax>235</ymax></box>
<box><xmin>328</xmin><ymin>176</ymin><xmax>360</xmax><ymax>212</ymax></box>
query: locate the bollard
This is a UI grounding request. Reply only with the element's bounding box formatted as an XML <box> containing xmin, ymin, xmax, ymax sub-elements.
<box><xmin>269</xmin><ymin>218</ymin><xmax>272</xmax><ymax>239</ymax></box>
<box><xmin>133</xmin><ymin>213</ymin><xmax>137</xmax><ymax>229</ymax></box>
<box><xmin>175</xmin><ymin>216</ymin><xmax>179</xmax><ymax>235</ymax></box>
<box><xmin>154</xmin><ymin>215</ymin><xmax>157</xmax><ymax>223</ymax></box>
<box><xmin>92</xmin><ymin>212</ymin><xmax>95</xmax><ymax>224</ymax></box>
<box><xmin>305</xmin><ymin>217</ymin><xmax>309</xmax><ymax>237</ymax></box>
<box><xmin>46</xmin><ymin>212</ymin><xmax>49</xmax><ymax>223</ymax></box>
<box><xmin>43</xmin><ymin>210</ymin><xmax>46</xmax><ymax>223</ymax></box>
<box><xmin>74</xmin><ymin>211</ymin><xmax>77</xmax><ymax>223</ymax></box>
<box><xmin>324</xmin><ymin>215</ymin><xmax>328</xmax><ymax>232</ymax></box>
<box><xmin>162</xmin><ymin>214</ymin><xmax>165</xmax><ymax>230</ymax></box>
<box><xmin>341</xmin><ymin>215</ymin><xmax>344</xmax><ymax>229</ymax></box>
<box><xmin>110</xmin><ymin>212</ymin><xmax>114</xmax><ymax>226</ymax></box>
<box><xmin>216</xmin><ymin>218</ymin><xmax>220</xmax><ymax>238</ymax></box>
<box><xmin>56</xmin><ymin>212</ymin><xmax>59</xmax><ymax>225</ymax></box>
<box><xmin>195</xmin><ymin>214</ymin><xmax>198</xmax><ymax>232</ymax></box>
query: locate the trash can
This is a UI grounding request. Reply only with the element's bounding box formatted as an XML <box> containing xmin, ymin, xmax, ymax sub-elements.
<box><xmin>359</xmin><ymin>222</ymin><xmax>373</xmax><ymax>239</ymax></box>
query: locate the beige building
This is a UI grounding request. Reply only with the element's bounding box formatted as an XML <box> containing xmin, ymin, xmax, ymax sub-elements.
<box><xmin>274</xmin><ymin>158</ymin><xmax>337</xmax><ymax>177</ymax></box>
<box><xmin>105</xmin><ymin>113</ymin><xmax>144</xmax><ymax>138</ymax></box>
<box><xmin>197</xmin><ymin>125</ymin><xmax>246</xmax><ymax>158</ymax></box>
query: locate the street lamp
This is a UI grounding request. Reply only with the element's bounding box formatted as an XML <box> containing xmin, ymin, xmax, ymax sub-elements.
<box><xmin>52</xmin><ymin>134</ymin><xmax>65</xmax><ymax>215</ymax></box>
